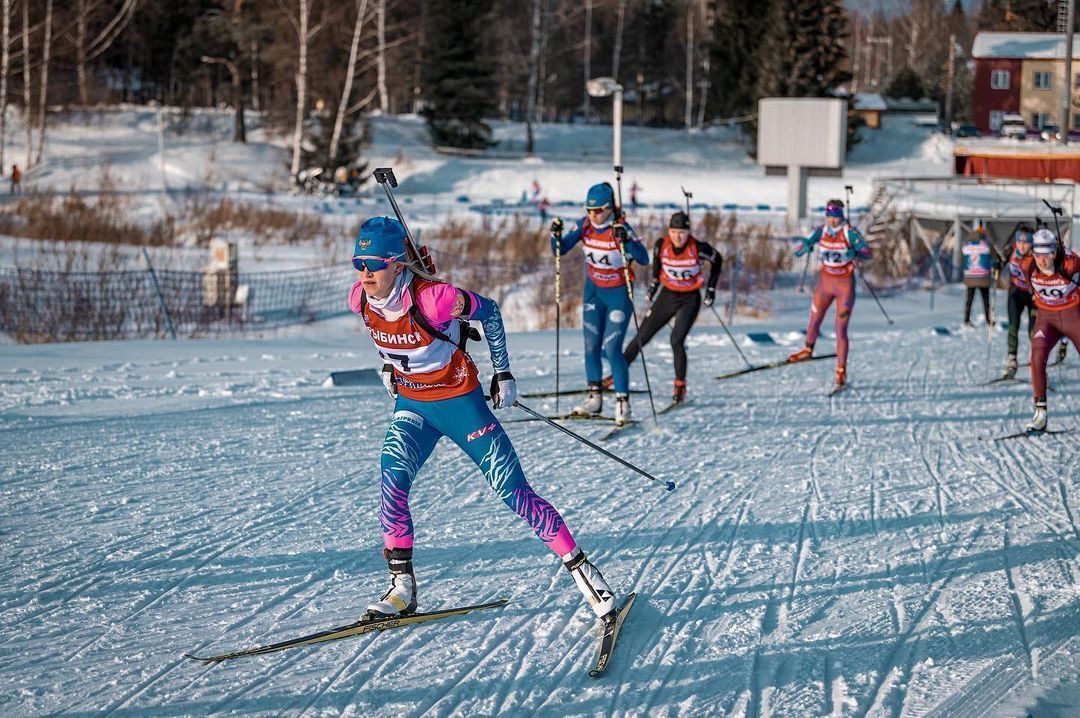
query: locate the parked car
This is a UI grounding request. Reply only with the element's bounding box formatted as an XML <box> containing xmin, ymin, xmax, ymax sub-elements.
<box><xmin>954</xmin><ymin>123</ymin><xmax>980</xmax><ymax>137</ymax></box>
<box><xmin>1039</xmin><ymin>124</ymin><xmax>1062</xmax><ymax>142</ymax></box>
<box><xmin>999</xmin><ymin>113</ymin><xmax>1028</xmax><ymax>139</ymax></box>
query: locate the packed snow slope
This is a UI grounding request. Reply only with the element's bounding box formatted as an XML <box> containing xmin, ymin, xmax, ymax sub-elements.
<box><xmin>2</xmin><ymin>284</ymin><xmax>1079</xmax><ymax>717</ymax></box>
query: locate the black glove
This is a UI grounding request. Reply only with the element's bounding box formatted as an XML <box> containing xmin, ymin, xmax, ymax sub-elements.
<box><xmin>489</xmin><ymin>371</ymin><xmax>517</xmax><ymax>410</ymax></box>
<box><xmin>613</xmin><ymin>223</ymin><xmax>629</xmax><ymax>243</ymax></box>
<box><xmin>550</xmin><ymin>217</ymin><xmax>563</xmax><ymax>238</ymax></box>
<box><xmin>704</xmin><ymin>287</ymin><xmax>716</xmax><ymax>307</ymax></box>
<box><xmin>646</xmin><ymin>281</ymin><xmax>660</xmax><ymax>301</ymax></box>
<box><xmin>991</xmin><ymin>258</ymin><xmax>1002</xmax><ymax>271</ymax></box>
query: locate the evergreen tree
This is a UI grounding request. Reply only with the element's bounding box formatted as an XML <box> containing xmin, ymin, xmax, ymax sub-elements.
<box><xmin>705</xmin><ymin>0</ymin><xmax>772</xmax><ymax>119</ymax></box>
<box><xmin>421</xmin><ymin>0</ymin><xmax>499</xmax><ymax>149</ymax></box>
<box><xmin>755</xmin><ymin>0</ymin><xmax>850</xmax><ymax>100</ymax></box>
<box><xmin>885</xmin><ymin>65</ymin><xmax>925</xmax><ymax>100</ymax></box>
<box><xmin>978</xmin><ymin>0</ymin><xmax>1055</xmax><ymax>32</ymax></box>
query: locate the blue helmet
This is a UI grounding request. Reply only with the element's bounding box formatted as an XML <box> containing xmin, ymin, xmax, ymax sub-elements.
<box><xmin>585</xmin><ymin>182</ymin><xmax>615</xmax><ymax>210</ymax></box>
<box><xmin>354</xmin><ymin>217</ymin><xmax>407</xmax><ymax>260</ymax></box>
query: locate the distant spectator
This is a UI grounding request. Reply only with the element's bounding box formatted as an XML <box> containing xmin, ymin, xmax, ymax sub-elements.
<box><xmin>961</xmin><ymin>228</ymin><xmax>994</xmax><ymax>325</ymax></box>
<box><xmin>629</xmin><ymin>181</ymin><xmax>641</xmax><ymax>212</ymax></box>
<box><xmin>538</xmin><ymin>196</ymin><xmax>550</xmax><ymax>224</ymax></box>
<box><xmin>10</xmin><ymin>164</ymin><xmax>21</xmax><ymax>194</ymax></box>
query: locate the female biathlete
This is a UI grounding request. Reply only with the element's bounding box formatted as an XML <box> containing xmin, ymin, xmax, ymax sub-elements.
<box><xmin>350</xmin><ymin>216</ymin><xmax>619</xmax><ymax>622</ymax></box>
<box><xmin>621</xmin><ymin>211</ymin><xmax>722</xmax><ymax>404</ymax></box>
<box><xmin>550</xmin><ymin>182</ymin><xmax>649</xmax><ymax>426</ymax></box>
<box><xmin>787</xmin><ymin>199</ymin><xmax>872</xmax><ymax>388</ymax></box>
<box><xmin>1001</xmin><ymin>226</ymin><xmax>1035</xmax><ymax>379</ymax></box>
<box><xmin>1019</xmin><ymin>229</ymin><xmax>1080</xmax><ymax>432</ymax></box>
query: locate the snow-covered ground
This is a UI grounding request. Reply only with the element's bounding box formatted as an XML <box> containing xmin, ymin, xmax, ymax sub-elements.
<box><xmin>13</xmin><ymin>107</ymin><xmax>953</xmax><ymax>224</ymax></box>
<box><xmin>2</xmin><ymin>283</ymin><xmax>1079</xmax><ymax>717</ymax></box>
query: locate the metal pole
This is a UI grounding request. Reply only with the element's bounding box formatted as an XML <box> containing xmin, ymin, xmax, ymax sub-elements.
<box><xmin>142</xmin><ymin>246</ymin><xmax>176</xmax><ymax>340</ymax></box>
<box><xmin>1063</xmin><ymin>0</ymin><xmax>1075</xmax><ymax>145</ymax></box>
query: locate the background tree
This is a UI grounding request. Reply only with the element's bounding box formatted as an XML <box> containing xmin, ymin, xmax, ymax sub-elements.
<box><xmin>884</xmin><ymin>65</ymin><xmax>925</xmax><ymax>100</ymax></box>
<box><xmin>421</xmin><ymin>0</ymin><xmax>497</xmax><ymax>149</ymax></box>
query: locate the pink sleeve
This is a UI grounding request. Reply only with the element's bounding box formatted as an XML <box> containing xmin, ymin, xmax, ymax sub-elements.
<box><xmin>416</xmin><ymin>283</ymin><xmax>478</xmax><ymax>326</ymax></box>
<box><xmin>348</xmin><ymin>281</ymin><xmax>366</xmax><ymax>316</ymax></box>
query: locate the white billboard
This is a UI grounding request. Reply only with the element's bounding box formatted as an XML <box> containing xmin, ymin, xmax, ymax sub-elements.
<box><xmin>757</xmin><ymin>98</ymin><xmax>847</xmax><ymax>169</ymax></box>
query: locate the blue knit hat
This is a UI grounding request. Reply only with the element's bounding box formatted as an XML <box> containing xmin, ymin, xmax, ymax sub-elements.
<box><xmin>585</xmin><ymin>183</ymin><xmax>614</xmax><ymax>210</ymax></box>
<box><xmin>354</xmin><ymin>217</ymin><xmax>407</xmax><ymax>260</ymax></box>
<box><xmin>825</xmin><ymin>199</ymin><xmax>845</xmax><ymax>218</ymax></box>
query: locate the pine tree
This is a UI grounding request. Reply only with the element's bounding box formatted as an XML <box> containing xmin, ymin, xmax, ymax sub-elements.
<box><xmin>705</xmin><ymin>0</ymin><xmax>772</xmax><ymax>119</ymax></box>
<box><xmin>421</xmin><ymin>0</ymin><xmax>498</xmax><ymax>149</ymax></box>
<box><xmin>885</xmin><ymin>66</ymin><xmax>925</xmax><ymax>100</ymax></box>
<box><xmin>756</xmin><ymin>0</ymin><xmax>850</xmax><ymax>100</ymax></box>
<box><xmin>978</xmin><ymin>0</ymin><xmax>1055</xmax><ymax>32</ymax></box>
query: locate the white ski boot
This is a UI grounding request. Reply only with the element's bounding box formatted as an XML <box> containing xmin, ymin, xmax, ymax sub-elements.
<box><xmin>366</xmin><ymin>548</ymin><xmax>417</xmax><ymax>618</ymax></box>
<box><xmin>562</xmin><ymin>547</ymin><xmax>616</xmax><ymax>619</ymax></box>
<box><xmin>1026</xmin><ymin>400</ymin><xmax>1048</xmax><ymax>434</ymax></box>
<box><xmin>615</xmin><ymin>393</ymin><xmax>631</xmax><ymax>427</ymax></box>
<box><xmin>573</xmin><ymin>384</ymin><xmax>603</xmax><ymax>416</ymax></box>
<box><xmin>1003</xmin><ymin>353</ymin><xmax>1018</xmax><ymax>379</ymax></box>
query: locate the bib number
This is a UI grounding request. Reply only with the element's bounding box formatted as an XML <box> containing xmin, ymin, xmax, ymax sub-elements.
<box><xmin>382</xmin><ymin>351</ymin><xmax>412</xmax><ymax>372</ymax></box>
<box><xmin>821</xmin><ymin>250</ymin><xmax>848</xmax><ymax>265</ymax></box>
<box><xmin>585</xmin><ymin>250</ymin><xmax>615</xmax><ymax>266</ymax></box>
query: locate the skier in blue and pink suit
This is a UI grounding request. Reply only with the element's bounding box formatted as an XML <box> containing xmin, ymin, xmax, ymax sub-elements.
<box><xmin>349</xmin><ymin>216</ymin><xmax>618</xmax><ymax>622</ymax></box>
<box><xmin>550</xmin><ymin>182</ymin><xmax>649</xmax><ymax>426</ymax></box>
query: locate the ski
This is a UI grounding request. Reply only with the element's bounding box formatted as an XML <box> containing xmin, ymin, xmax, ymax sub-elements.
<box><xmin>600</xmin><ymin>420</ymin><xmax>641</xmax><ymax>442</ymax></box>
<box><xmin>184</xmin><ymin>599</ymin><xmax>509</xmax><ymax>664</ymax></box>
<box><xmin>589</xmin><ymin>592</ymin><xmax>637</xmax><ymax>678</ymax></box>
<box><xmin>505</xmin><ymin>412</ymin><xmax>615</xmax><ymax>424</ymax></box>
<box><xmin>828</xmin><ymin>383</ymin><xmax>848</xmax><ymax>397</ymax></box>
<box><xmin>714</xmin><ymin>353</ymin><xmax>838</xmax><ymax>381</ymax></box>
<box><xmin>658</xmin><ymin>399</ymin><xmax>691</xmax><ymax>415</ymax></box>
<box><xmin>982</xmin><ymin>429</ymin><xmax>1072</xmax><ymax>442</ymax></box>
<box><xmin>984</xmin><ymin>375</ymin><xmax>1018</xmax><ymax>386</ymax></box>
<box><xmin>521</xmin><ymin>388</ymin><xmax>648</xmax><ymax>399</ymax></box>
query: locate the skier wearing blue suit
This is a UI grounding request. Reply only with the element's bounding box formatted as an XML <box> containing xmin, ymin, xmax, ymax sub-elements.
<box><xmin>550</xmin><ymin>182</ymin><xmax>649</xmax><ymax>426</ymax></box>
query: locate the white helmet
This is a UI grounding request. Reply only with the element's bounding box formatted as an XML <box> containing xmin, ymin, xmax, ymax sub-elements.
<box><xmin>1032</xmin><ymin>228</ymin><xmax>1058</xmax><ymax>255</ymax></box>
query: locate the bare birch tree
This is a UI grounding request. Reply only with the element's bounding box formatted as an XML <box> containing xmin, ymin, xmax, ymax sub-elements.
<box><xmin>21</xmin><ymin>0</ymin><xmax>29</xmax><ymax>168</ymax></box>
<box><xmin>328</xmin><ymin>0</ymin><xmax>370</xmax><ymax>163</ymax></box>
<box><xmin>525</xmin><ymin>0</ymin><xmax>541</xmax><ymax>153</ymax></box>
<box><xmin>583</xmin><ymin>0</ymin><xmax>591</xmax><ymax>123</ymax></box>
<box><xmin>69</xmin><ymin>0</ymin><xmax>141</xmax><ymax>105</ymax></box>
<box><xmin>34</xmin><ymin>0</ymin><xmax>50</xmax><ymax>166</ymax></box>
<box><xmin>612</xmin><ymin>0</ymin><xmax>626</xmax><ymax>82</ymax></box>
<box><xmin>376</xmin><ymin>0</ymin><xmax>387</xmax><ymax>113</ymax></box>
<box><xmin>1</xmin><ymin>0</ymin><xmax>10</xmax><ymax>175</ymax></box>
<box><xmin>684</xmin><ymin>1</ymin><xmax>693</xmax><ymax>129</ymax></box>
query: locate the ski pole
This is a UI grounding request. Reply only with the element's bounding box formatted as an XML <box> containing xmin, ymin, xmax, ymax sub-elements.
<box><xmin>844</xmin><ymin>184</ymin><xmax>854</xmax><ymax>223</ymax></box>
<box><xmin>614</xmin><ymin>166</ymin><xmax>659</xmax><ymax>426</ymax></box>
<box><xmin>985</xmin><ymin>265</ymin><xmax>999</xmax><ymax>379</ymax></box>
<box><xmin>554</xmin><ymin>242</ymin><xmax>562</xmax><ymax>414</ymax></box>
<box><xmin>858</xmin><ymin>273</ymin><xmax>894</xmax><ymax>325</ymax></box>
<box><xmin>797</xmin><ymin>251</ymin><xmax>811</xmax><ymax>293</ymax></box>
<box><xmin>512</xmin><ymin>400</ymin><xmax>675</xmax><ymax>492</ymax></box>
<box><xmin>1043</xmin><ymin>198</ymin><xmax>1064</xmax><ymax>240</ymax></box>
<box><xmin>708</xmin><ymin>304</ymin><xmax>753</xmax><ymax>369</ymax></box>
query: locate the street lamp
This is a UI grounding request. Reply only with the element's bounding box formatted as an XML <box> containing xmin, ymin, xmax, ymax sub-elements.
<box><xmin>586</xmin><ymin>76</ymin><xmax>624</xmax><ymax>202</ymax></box>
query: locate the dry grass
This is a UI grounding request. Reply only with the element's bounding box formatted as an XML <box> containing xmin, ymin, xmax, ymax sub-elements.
<box><xmin>420</xmin><ymin>210</ymin><xmax>790</xmax><ymax>329</ymax></box>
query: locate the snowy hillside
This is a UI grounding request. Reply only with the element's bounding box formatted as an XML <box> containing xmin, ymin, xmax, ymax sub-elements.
<box><xmin>15</xmin><ymin>107</ymin><xmax>952</xmax><ymax>215</ymax></box>
<box><xmin>2</xmin><ymin>284</ymin><xmax>1079</xmax><ymax>717</ymax></box>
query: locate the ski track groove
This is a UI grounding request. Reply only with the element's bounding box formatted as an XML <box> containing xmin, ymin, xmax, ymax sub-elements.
<box><xmin>1001</xmin><ymin>518</ymin><xmax>1036</xmax><ymax>680</ymax></box>
<box><xmin>856</xmin><ymin>525</ymin><xmax>987</xmax><ymax>718</ymax></box>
